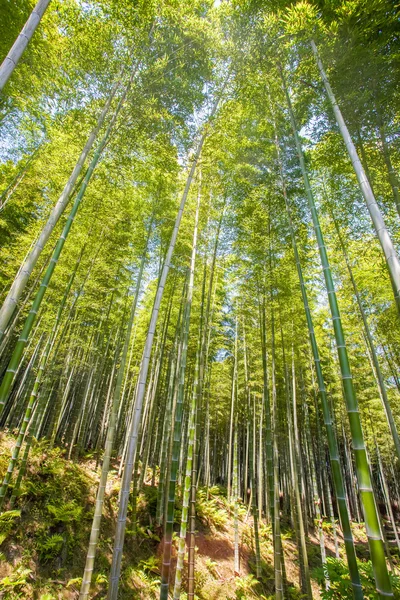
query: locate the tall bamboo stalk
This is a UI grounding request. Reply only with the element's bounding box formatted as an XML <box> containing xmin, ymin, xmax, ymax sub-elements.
<box><xmin>283</xmin><ymin>72</ymin><xmax>392</xmax><ymax>598</ymax></box>
<box><xmin>311</xmin><ymin>40</ymin><xmax>400</xmax><ymax>315</ymax></box>
<box><xmin>9</xmin><ymin>383</ymin><xmax>47</xmax><ymax>508</ymax></box>
<box><xmin>227</xmin><ymin>317</ymin><xmax>238</xmax><ymax>501</ymax></box>
<box><xmin>233</xmin><ymin>415</ymin><xmax>240</xmax><ymax>575</ymax></box>
<box><xmin>159</xmin><ymin>183</ymin><xmax>201</xmax><ymax>599</ymax></box>
<box><xmin>288</xmin><ymin>358</ymin><xmax>312</xmax><ymax>598</ymax></box>
<box><xmin>250</xmin><ymin>394</ymin><xmax>262</xmax><ymax>578</ymax></box>
<box><xmin>0</xmin><ymin>70</ymin><xmax>135</xmax><ymax>416</ymax></box>
<box><xmin>304</xmin><ymin>398</ymin><xmax>329</xmax><ymax>589</ymax></box>
<box><xmin>274</xmin><ymin>130</ymin><xmax>363</xmax><ymax>597</ymax></box>
<box><xmin>260</xmin><ymin>298</ymin><xmax>274</xmax><ymax>526</ymax></box>
<box><xmin>0</xmin><ymin>143</ymin><xmax>44</xmax><ymax>213</ymax></box>
<box><xmin>172</xmin><ymin>356</ymin><xmax>197</xmax><ymax>600</ymax></box>
<box><xmin>0</xmin><ymin>68</ymin><xmax>124</xmax><ymax>339</ymax></box>
<box><xmin>329</xmin><ymin>204</ymin><xmax>400</xmax><ymax>463</ymax></box>
<box><xmin>79</xmin><ymin>232</ymin><xmax>148</xmax><ymax>600</ymax></box>
<box><xmin>188</xmin><ymin>206</ymin><xmax>225</xmax><ymax>598</ymax></box>
<box><xmin>0</xmin><ymin>0</ymin><xmax>51</xmax><ymax>90</ymax></box>
<box><xmin>156</xmin><ymin>350</ymin><xmax>176</xmax><ymax>527</ymax></box>
<box><xmin>376</xmin><ymin>116</ymin><xmax>400</xmax><ymax>218</ymax></box>
<box><xmin>107</xmin><ymin>114</ymin><xmax>214</xmax><ymax>599</ymax></box>
<box><xmin>375</xmin><ymin>442</ymin><xmax>400</xmax><ymax>555</ymax></box>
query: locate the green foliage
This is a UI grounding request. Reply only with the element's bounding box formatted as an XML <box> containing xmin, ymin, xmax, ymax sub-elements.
<box><xmin>126</xmin><ymin>564</ymin><xmax>160</xmax><ymax>598</ymax></box>
<box><xmin>314</xmin><ymin>557</ymin><xmax>400</xmax><ymax>599</ymax></box>
<box><xmin>0</xmin><ymin>510</ymin><xmax>21</xmax><ymax>543</ymax></box>
<box><xmin>66</xmin><ymin>577</ymin><xmax>82</xmax><ymax>588</ymax></box>
<box><xmin>194</xmin><ymin>568</ymin><xmax>207</xmax><ymax>592</ymax></box>
<box><xmin>196</xmin><ymin>487</ymin><xmax>228</xmax><ymax>531</ymax></box>
<box><xmin>95</xmin><ymin>573</ymin><xmax>108</xmax><ymax>585</ymax></box>
<box><xmin>234</xmin><ymin>574</ymin><xmax>259</xmax><ymax>598</ymax></box>
<box><xmin>0</xmin><ymin>566</ymin><xmax>32</xmax><ymax>593</ymax></box>
<box><xmin>47</xmin><ymin>501</ymin><xmax>82</xmax><ymax>524</ymax></box>
<box><xmin>205</xmin><ymin>558</ymin><xmax>218</xmax><ymax>578</ymax></box>
<box><xmin>134</xmin><ymin>524</ymin><xmax>160</xmax><ymax>542</ymax></box>
<box><xmin>37</xmin><ymin>534</ymin><xmax>64</xmax><ymax>562</ymax></box>
<box><xmin>138</xmin><ymin>555</ymin><xmax>160</xmax><ymax>575</ymax></box>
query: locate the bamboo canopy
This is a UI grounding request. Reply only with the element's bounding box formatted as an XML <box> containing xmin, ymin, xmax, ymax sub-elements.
<box><xmin>0</xmin><ymin>1</ymin><xmax>400</xmax><ymax>599</ymax></box>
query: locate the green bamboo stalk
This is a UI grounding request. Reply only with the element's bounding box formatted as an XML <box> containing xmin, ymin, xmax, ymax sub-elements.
<box><xmin>156</xmin><ymin>351</ymin><xmax>176</xmax><ymax>527</ymax></box>
<box><xmin>342</xmin><ymin>423</ymin><xmax>361</xmax><ymax>523</ymax></box>
<box><xmin>187</xmin><ymin>332</ymin><xmax>203</xmax><ymax>600</ymax></box>
<box><xmin>2</xmin><ymin>332</ymin><xmax>40</xmax><ymax>427</ymax></box>
<box><xmin>260</xmin><ymin>298</ymin><xmax>274</xmax><ymax>526</ymax></box>
<box><xmin>312</xmin><ymin>362</ymin><xmax>341</xmax><ymax>558</ymax></box>
<box><xmin>138</xmin><ymin>356</ymin><xmax>162</xmax><ymax>492</ymax></box>
<box><xmin>227</xmin><ymin>317</ymin><xmax>238</xmax><ymax>501</ymax></box>
<box><xmin>9</xmin><ymin>390</ymin><xmax>44</xmax><ymax>508</ymax></box>
<box><xmin>0</xmin><ymin>336</ymin><xmax>42</xmax><ymax>508</ymax></box>
<box><xmin>304</xmin><ymin>396</ymin><xmax>329</xmax><ymax>590</ymax></box>
<box><xmin>287</xmin><ymin>358</ymin><xmax>312</xmax><ymax>598</ymax></box>
<box><xmin>0</xmin><ymin>70</ymin><xmax>123</xmax><ymax>339</ymax></box>
<box><xmin>160</xmin><ymin>184</ymin><xmax>201</xmax><ymax>600</ymax></box>
<box><xmin>140</xmin><ymin>293</ymin><xmax>173</xmax><ymax>492</ymax></box>
<box><xmin>311</xmin><ymin>40</ymin><xmax>400</xmax><ymax>315</ymax></box>
<box><xmin>0</xmin><ymin>142</ymin><xmax>43</xmax><ymax>212</ymax></box>
<box><xmin>79</xmin><ymin>235</ymin><xmax>148</xmax><ymax>600</ymax></box>
<box><xmin>233</xmin><ymin>415</ymin><xmax>240</xmax><ymax>575</ymax></box>
<box><xmin>283</xmin><ymin>72</ymin><xmax>392</xmax><ymax>598</ymax></box>
<box><xmin>172</xmin><ymin>375</ymin><xmax>197</xmax><ymax>599</ymax></box>
<box><xmin>36</xmin><ymin>381</ymin><xmax>55</xmax><ymax>438</ymax></box>
<box><xmin>188</xmin><ymin>205</ymin><xmax>225</xmax><ymax>599</ymax></box>
<box><xmin>108</xmin><ymin>118</ymin><xmax>212</xmax><ymax>600</ymax></box>
<box><xmin>274</xmin><ymin>101</ymin><xmax>363</xmax><ymax>594</ymax></box>
<box><xmin>376</xmin><ymin>115</ymin><xmax>400</xmax><ymax>218</ymax></box>
<box><xmin>251</xmin><ymin>394</ymin><xmax>262</xmax><ymax>578</ymax></box>
<box><xmin>375</xmin><ymin>443</ymin><xmax>400</xmax><ymax>555</ymax></box>
<box><xmin>0</xmin><ymin>0</ymin><xmax>51</xmax><ymax>90</ymax></box>
<box><xmin>328</xmin><ymin>203</ymin><xmax>400</xmax><ymax>463</ymax></box>
<box><xmin>258</xmin><ymin>392</ymin><xmax>264</xmax><ymax>523</ymax></box>
<box><xmin>0</xmin><ymin>69</ymin><xmax>136</xmax><ymax>418</ymax></box>
<box><xmin>0</xmin><ymin>337</ymin><xmax>43</xmax><ymax>509</ymax></box>
<box><xmin>270</xmin><ymin>301</ymin><xmax>283</xmax><ymax>600</ymax></box>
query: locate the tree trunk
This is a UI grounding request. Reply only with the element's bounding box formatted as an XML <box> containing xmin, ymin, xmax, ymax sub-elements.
<box><xmin>0</xmin><ymin>0</ymin><xmax>51</xmax><ymax>90</ymax></box>
<box><xmin>275</xmin><ymin>126</ymin><xmax>362</xmax><ymax>597</ymax></box>
<box><xmin>107</xmin><ymin>121</ymin><xmax>211</xmax><ymax>600</ymax></box>
<box><xmin>79</xmin><ymin>232</ymin><xmax>148</xmax><ymax>599</ymax></box>
<box><xmin>0</xmin><ymin>69</ymin><xmax>124</xmax><ymax>339</ymax></box>
<box><xmin>160</xmin><ymin>183</ymin><xmax>201</xmax><ymax>599</ymax></box>
<box><xmin>311</xmin><ymin>40</ymin><xmax>400</xmax><ymax>316</ymax></box>
<box><xmin>284</xmin><ymin>69</ymin><xmax>392</xmax><ymax>598</ymax></box>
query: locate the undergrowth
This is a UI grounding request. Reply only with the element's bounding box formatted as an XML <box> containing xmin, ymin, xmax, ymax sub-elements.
<box><xmin>0</xmin><ymin>435</ymin><xmax>393</xmax><ymax>599</ymax></box>
<box><xmin>314</xmin><ymin>557</ymin><xmax>400</xmax><ymax>599</ymax></box>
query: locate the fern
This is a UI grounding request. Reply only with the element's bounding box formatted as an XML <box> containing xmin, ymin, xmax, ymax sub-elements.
<box><xmin>0</xmin><ymin>510</ymin><xmax>21</xmax><ymax>524</ymax></box>
<box><xmin>196</xmin><ymin>488</ymin><xmax>227</xmax><ymax>531</ymax></box>
<box><xmin>37</xmin><ymin>533</ymin><xmax>64</xmax><ymax>561</ymax></box>
<box><xmin>0</xmin><ymin>566</ymin><xmax>32</xmax><ymax>590</ymax></box>
<box><xmin>0</xmin><ymin>509</ymin><xmax>21</xmax><ymax>547</ymax></box>
<box><xmin>47</xmin><ymin>501</ymin><xmax>82</xmax><ymax>523</ymax></box>
<box><xmin>139</xmin><ymin>555</ymin><xmax>160</xmax><ymax>574</ymax></box>
<box><xmin>0</xmin><ymin>509</ymin><xmax>21</xmax><ymax>532</ymax></box>
<box><xmin>314</xmin><ymin>557</ymin><xmax>400</xmax><ymax>599</ymax></box>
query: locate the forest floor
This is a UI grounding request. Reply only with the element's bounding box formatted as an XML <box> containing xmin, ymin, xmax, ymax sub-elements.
<box><xmin>0</xmin><ymin>434</ymin><xmax>395</xmax><ymax>599</ymax></box>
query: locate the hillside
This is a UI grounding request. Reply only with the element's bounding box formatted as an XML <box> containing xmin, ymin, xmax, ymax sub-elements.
<box><xmin>0</xmin><ymin>435</ymin><xmax>398</xmax><ymax>599</ymax></box>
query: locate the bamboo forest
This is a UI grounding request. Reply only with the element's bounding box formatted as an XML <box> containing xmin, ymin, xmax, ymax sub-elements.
<box><xmin>1</xmin><ymin>0</ymin><xmax>400</xmax><ymax>598</ymax></box>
